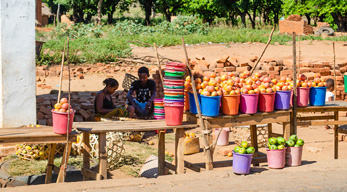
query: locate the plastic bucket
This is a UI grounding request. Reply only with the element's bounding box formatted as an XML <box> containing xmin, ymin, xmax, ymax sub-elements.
<box><xmin>258</xmin><ymin>93</ymin><xmax>275</xmax><ymax>112</ymax></box>
<box><xmin>221</xmin><ymin>95</ymin><xmax>240</xmax><ymax>115</ymax></box>
<box><xmin>214</xmin><ymin>128</ymin><xmax>230</xmax><ymax>146</ymax></box>
<box><xmin>154</xmin><ymin>98</ymin><xmax>164</xmax><ymax>103</ymax></box>
<box><xmin>154</xmin><ymin>109</ymin><xmax>165</xmax><ymax>113</ymax></box>
<box><xmin>275</xmin><ymin>90</ymin><xmax>291</xmax><ymax>110</ymax></box>
<box><xmin>232</xmin><ymin>151</ymin><xmax>253</xmax><ymax>175</ymax></box>
<box><xmin>266</xmin><ymin>148</ymin><xmax>286</xmax><ymax>169</ymax></box>
<box><xmin>286</xmin><ymin>146</ymin><xmax>303</xmax><ymax>166</ymax></box>
<box><xmin>344</xmin><ymin>75</ymin><xmax>347</xmax><ymax>93</ymax></box>
<box><xmin>240</xmin><ymin>94</ymin><xmax>259</xmax><ymax>114</ymax></box>
<box><xmin>201</xmin><ymin>95</ymin><xmax>221</xmax><ymax>117</ymax></box>
<box><xmin>297</xmin><ymin>87</ymin><xmax>310</xmax><ymax>107</ymax></box>
<box><xmin>52</xmin><ymin>110</ymin><xmax>75</xmax><ymax>134</ymax></box>
<box><xmin>165</xmin><ymin>62</ymin><xmax>186</xmax><ymax>68</ymax></box>
<box><xmin>164</xmin><ymin>103</ymin><xmax>184</xmax><ymax>126</ymax></box>
<box><xmin>188</xmin><ymin>92</ymin><xmax>202</xmax><ymax>114</ymax></box>
<box><xmin>164</xmin><ymin>98</ymin><xmax>184</xmax><ymax>103</ymax></box>
<box><xmin>154</xmin><ymin>102</ymin><xmax>164</xmax><ymax>107</ymax></box>
<box><xmin>309</xmin><ymin>87</ymin><xmax>327</xmax><ymax>106</ymax></box>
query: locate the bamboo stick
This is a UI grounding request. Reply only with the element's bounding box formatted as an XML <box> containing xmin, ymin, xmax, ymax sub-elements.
<box><xmin>181</xmin><ymin>37</ymin><xmax>213</xmax><ymax>170</ymax></box>
<box><xmin>292</xmin><ymin>33</ymin><xmax>297</xmax><ymax>134</ymax></box>
<box><xmin>153</xmin><ymin>43</ymin><xmax>164</xmax><ymax>88</ymax></box>
<box><xmin>57</xmin><ymin>40</ymin><xmax>67</xmax><ymax>102</ymax></box>
<box><xmin>333</xmin><ymin>42</ymin><xmax>337</xmax><ymax>97</ymax></box>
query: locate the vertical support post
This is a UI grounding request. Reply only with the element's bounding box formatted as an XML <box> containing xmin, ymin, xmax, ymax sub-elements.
<box><xmin>175</xmin><ymin>128</ymin><xmax>185</xmax><ymax>174</ymax></box>
<box><xmin>292</xmin><ymin>32</ymin><xmax>298</xmax><ymax>135</ymax></box>
<box><xmin>333</xmin><ymin>42</ymin><xmax>337</xmax><ymax>97</ymax></box>
<box><xmin>45</xmin><ymin>144</ymin><xmax>56</xmax><ymax>184</ymax></box>
<box><xmin>334</xmin><ymin>111</ymin><xmax>339</xmax><ymax>159</ymax></box>
<box><xmin>82</xmin><ymin>132</ymin><xmax>91</xmax><ymax>181</ymax></box>
<box><xmin>56</xmin><ymin>142</ymin><xmax>72</xmax><ymax>183</ymax></box>
<box><xmin>98</xmin><ymin>133</ymin><xmax>107</xmax><ymax>180</ymax></box>
<box><xmin>267</xmin><ymin>123</ymin><xmax>272</xmax><ymax>139</ymax></box>
<box><xmin>158</xmin><ymin>130</ymin><xmax>166</xmax><ymax>175</ymax></box>
<box><xmin>283</xmin><ymin>122</ymin><xmax>291</xmax><ymax>140</ymax></box>
<box><xmin>250</xmin><ymin>125</ymin><xmax>259</xmax><ymax>166</ymax></box>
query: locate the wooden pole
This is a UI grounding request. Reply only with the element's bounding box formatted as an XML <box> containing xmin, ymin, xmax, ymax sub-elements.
<box><xmin>181</xmin><ymin>37</ymin><xmax>213</xmax><ymax>170</ymax></box>
<box><xmin>298</xmin><ymin>35</ymin><xmax>301</xmax><ymax>74</ymax></box>
<box><xmin>250</xmin><ymin>27</ymin><xmax>276</xmax><ymax>75</ymax></box>
<box><xmin>153</xmin><ymin>43</ymin><xmax>164</xmax><ymax>88</ymax></box>
<box><xmin>292</xmin><ymin>33</ymin><xmax>297</xmax><ymax>134</ymax></box>
<box><xmin>57</xmin><ymin>40</ymin><xmax>67</xmax><ymax>103</ymax></box>
<box><xmin>333</xmin><ymin>42</ymin><xmax>337</xmax><ymax>97</ymax></box>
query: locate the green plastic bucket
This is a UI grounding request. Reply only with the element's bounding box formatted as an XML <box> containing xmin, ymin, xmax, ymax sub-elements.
<box><xmin>344</xmin><ymin>75</ymin><xmax>347</xmax><ymax>93</ymax></box>
<box><xmin>154</xmin><ymin>106</ymin><xmax>164</xmax><ymax>109</ymax></box>
<box><xmin>165</xmin><ymin>71</ymin><xmax>185</xmax><ymax>77</ymax></box>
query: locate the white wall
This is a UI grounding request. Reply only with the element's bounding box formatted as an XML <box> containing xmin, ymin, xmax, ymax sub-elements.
<box><xmin>0</xmin><ymin>0</ymin><xmax>36</xmax><ymax>127</ymax></box>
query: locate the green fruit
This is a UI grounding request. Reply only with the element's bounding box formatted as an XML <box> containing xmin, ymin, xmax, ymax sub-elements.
<box><xmin>289</xmin><ymin>135</ymin><xmax>298</xmax><ymax>142</ymax></box>
<box><xmin>234</xmin><ymin>146</ymin><xmax>241</xmax><ymax>153</ymax></box>
<box><xmin>286</xmin><ymin>140</ymin><xmax>295</xmax><ymax>147</ymax></box>
<box><xmin>22</xmin><ymin>150</ymin><xmax>27</xmax><ymax>154</ymax></box>
<box><xmin>269</xmin><ymin>145</ymin><xmax>278</xmax><ymax>150</ymax></box>
<box><xmin>238</xmin><ymin>148</ymin><xmax>246</xmax><ymax>154</ymax></box>
<box><xmin>277</xmin><ymin>145</ymin><xmax>285</xmax><ymax>150</ymax></box>
<box><xmin>296</xmin><ymin>139</ymin><xmax>304</xmax><ymax>146</ymax></box>
<box><xmin>39</xmin><ymin>151</ymin><xmax>45</xmax><ymax>156</ymax></box>
<box><xmin>241</xmin><ymin>141</ymin><xmax>249</xmax><ymax>149</ymax></box>
<box><xmin>246</xmin><ymin>147</ymin><xmax>255</xmax><ymax>154</ymax></box>
<box><xmin>268</xmin><ymin>137</ymin><xmax>277</xmax><ymax>145</ymax></box>
<box><xmin>25</xmin><ymin>146</ymin><xmax>32</xmax><ymax>150</ymax></box>
<box><xmin>294</xmin><ymin>144</ymin><xmax>301</xmax><ymax>147</ymax></box>
<box><xmin>267</xmin><ymin>142</ymin><xmax>271</xmax><ymax>148</ymax></box>
<box><xmin>277</xmin><ymin>137</ymin><xmax>286</xmax><ymax>145</ymax></box>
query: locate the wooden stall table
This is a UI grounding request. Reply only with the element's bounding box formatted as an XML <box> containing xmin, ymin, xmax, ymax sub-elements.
<box><xmin>294</xmin><ymin>101</ymin><xmax>347</xmax><ymax>159</ymax></box>
<box><xmin>185</xmin><ymin>110</ymin><xmax>291</xmax><ymax>170</ymax></box>
<box><xmin>0</xmin><ymin>126</ymin><xmax>78</xmax><ymax>184</ymax></box>
<box><xmin>74</xmin><ymin>120</ymin><xmax>197</xmax><ymax>180</ymax></box>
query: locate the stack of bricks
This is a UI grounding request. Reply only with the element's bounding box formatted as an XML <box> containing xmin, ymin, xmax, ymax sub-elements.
<box><xmin>36</xmin><ymin>90</ymin><xmax>129</xmax><ymax>125</ymax></box>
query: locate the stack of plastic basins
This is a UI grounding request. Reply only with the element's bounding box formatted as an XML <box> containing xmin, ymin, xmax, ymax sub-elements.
<box><xmin>153</xmin><ymin>98</ymin><xmax>165</xmax><ymax>120</ymax></box>
<box><xmin>163</xmin><ymin>62</ymin><xmax>186</xmax><ymax>126</ymax></box>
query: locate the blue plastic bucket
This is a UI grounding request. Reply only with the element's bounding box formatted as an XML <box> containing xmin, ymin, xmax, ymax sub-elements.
<box><xmin>309</xmin><ymin>87</ymin><xmax>327</xmax><ymax>106</ymax></box>
<box><xmin>275</xmin><ymin>90</ymin><xmax>292</xmax><ymax>110</ymax></box>
<box><xmin>232</xmin><ymin>151</ymin><xmax>253</xmax><ymax>175</ymax></box>
<box><xmin>188</xmin><ymin>92</ymin><xmax>202</xmax><ymax>114</ymax></box>
<box><xmin>201</xmin><ymin>95</ymin><xmax>221</xmax><ymax>117</ymax></box>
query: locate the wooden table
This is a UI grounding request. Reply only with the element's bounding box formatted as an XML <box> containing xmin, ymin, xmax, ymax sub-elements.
<box><xmin>74</xmin><ymin>120</ymin><xmax>197</xmax><ymax>180</ymax></box>
<box><xmin>295</xmin><ymin>101</ymin><xmax>347</xmax><ymax>159</ymax></box>
<box><xmin>185</xmin><ymin>110</ymin><xmax>292</xmax><ymax>170</ymax></box>
<box><xmin>0</xmin><ymin>126</ymin><xmax>78</xmax><ymax>184</ymax></box>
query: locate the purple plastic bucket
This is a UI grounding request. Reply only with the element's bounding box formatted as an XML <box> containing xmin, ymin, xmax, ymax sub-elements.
<box><xmin>232</xmin><ymin>151</ymin><xmax>253</xmax><ymax>175</ymax></box>
<box><xmin>240</xmin><ymin>94</ymin><xmax>259</xmax><ymax>114</ymax></box>
<box><xmin>275</xmin><ymin>90</ymin><xmax>292</xmax><ymax>110</ymax></box>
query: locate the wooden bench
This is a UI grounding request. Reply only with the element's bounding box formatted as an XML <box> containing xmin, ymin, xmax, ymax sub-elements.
<box><xmin>0</xmin><ymin>126</ymin><xmax>78</xmax><ymax>184</ymax></box>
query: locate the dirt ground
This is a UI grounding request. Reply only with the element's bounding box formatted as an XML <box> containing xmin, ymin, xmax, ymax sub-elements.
<box><xmin>30</xmin><ymin>41</ymin><xmax>347</xmax><ymax>190</ymax></box>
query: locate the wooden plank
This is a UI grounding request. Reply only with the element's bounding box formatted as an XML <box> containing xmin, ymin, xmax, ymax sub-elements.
<box><xmin>339</xmin><ymin>129</ymin><xmax>347</xmax><ymax>134</ymax></box>
<box><xmin>283</xmin><ymin>122</ymin><xmax>291</xmax><ymax>140</ymax></box>
<box><xmin>297</xmin><ymin>116</ymin><xmax>335</xmax><ymax>121</ymax></box>
<box><xmin>269</xmin><ymin>133</ymin><xmax>283</xmax><ymax>138</ymax></box>
<box><xmin>203</xmin><ymin>110</ymin><xmax>290</xmax><ymax>119</ymax></box>
<box><xmin>297</xmin><ymin>121</ymin><xmax>347</xmax><ymax>126</ymax></box>
<box><xmin>56</xmin><ymin>142</ymin><xmax>72</xmax><ymax>183</ymax></box>
<box><xmin>250</xmin><ymin>125</ymin><xmax>259</xmax><ymax>166</ymax></box>
<box><xmin>158</xmin><ymin>131</ymin><xmax>165</xmax><ymax>176</ymax></box>
<box><xmin>82</xmin><ymin>132</ymin><xmax>91</xmax><ymax>181</ymax></box>
<box><xmin>334</xmin><ymin>111</ymin><xmax>339</xmax><ymax>159</ymax></box>
<box><xmin>207</xmin><ymin>112</ymin><xmax>290</xmax><ymax>128</ymax></box>
<box><xmin>0</xmin><ymin>136</ymin><xmax>77</xmax><ymax>144</ymax></box>
<box><xmin>164</xmin><ymin>162</ymin><xmax>176</xmax><ymax>171</ymax></box>
<box><xmin>45</xmin><ymin>144</ymin><xmax>56</xmax><ymax>184</ymax></box>
<box><xmin>267</xmin><ymin>123</ymin><xmax>272</xmax><ymax>139</ymax></box>
<box><xmin>175</xmin><ymin>128</ymin><xmax>185</xmax><ymax>174</ymax></box>
<box><xmin>98</xmin><ymin>132</ymin><xmax>107</xmax><ymax>180</ymax></box>
<box><xmin>82</xmin><ymin>168</ymin><xmax>99</xmax><ymax>180</ymax></box>
<box><xmin>184</xmin><ymin>161</ymin><xmax>202</xmax><ymax>172</ymax></box>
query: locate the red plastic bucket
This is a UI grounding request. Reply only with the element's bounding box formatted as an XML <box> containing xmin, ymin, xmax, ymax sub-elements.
<box><xmin>52</xmin><ymin>110</ymin><xmax>75</xmax><ymax>134</ymax></box>
<box><xmin>266</xmin><ymin>148</ymin><xmax>286</xmax><ymax>169</ymax></box>
<box><xmin>164</xmin><ymin>103</ymin><xmax>184</xmax><ymax>126</ymax></box>
<box><xmin>258</xmin><ymin>93</ymin><xmax>275</xmax><ymax>112</ymax></box>
<box><xmin>240</xmin><ymin>94</ymin><xmax>259</xmax><ymax>114</ymax></box>
<box><xmin>286</xmin><ymin>146</ymin><xmax>303</xmax><ymax>166</ymax></box>
<box><xmin>165</xmin><ymin>62</ymin><xmax>186</xmax><ymax>68</ymax></box>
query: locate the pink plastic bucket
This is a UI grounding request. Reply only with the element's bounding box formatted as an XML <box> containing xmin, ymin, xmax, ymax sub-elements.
<box><xmin>154</xmin><ymin>109</ymin><xmax>165</xmax><ymax>113</ymax></box>
<box><xmin>266</xmin><ymin>148</ymin><xmax>286</xmax><ymax>169</ymax></box>
<box><xmin>165</xmin><ymin>62</ymin><xmax>186</xmax><ymax>68</ymax></box>
<box><xmin>240</xmin><ymin>94</ymin><xmax>259</xmax><ymax>114</ymax></box>
<box><xmin>286</xmin><ymin>146</ymin><xmax>303</xmax><ymax>166</ymax></box>
<box><xmin>52</xmin><ymin>110</ymin><xmax>75</xmax><ymax>134</ymax></box>
<box><xmin>164</xmin><ymin>103</ymin><xmax>184</xmax><ymax>126</ymax></box>
<box><xmin>214</xmin><ymin>128</ymin><xmax>230</xmax><ymax>146</ymax></box>
<box><xmin>297</xmin><ymin>87</ymin><xmax>310</xmax><ymax>107</ymax></box>
<box><xmin>258</xmin><ymin>93</ymin><xmax>275</xmax><ymax>112</ymax></box>
<box><xmin>154</xmin><ymin>98</ymin><xmax>164</xmax><ymax>103</ymax></box>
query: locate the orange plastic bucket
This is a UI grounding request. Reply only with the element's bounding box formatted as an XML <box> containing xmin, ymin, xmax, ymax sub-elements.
<box><xmin>221</xmin><ymin>95</ymin><xmax>240</xmax><ymax>115</ymax></box>
<box><xmin>164</xmin><ymin>103</ymin><xmax>184</xmax><ymax>126</ymax></box>
<box><xmin>52</xmin><ymin>110</ymin><xmax>75</xmax><ymax>134</ymax></box>
<box><xmin>258</xmin><ymin>92</ymin><xmax>275</xmax><ymax>112</ymax></box>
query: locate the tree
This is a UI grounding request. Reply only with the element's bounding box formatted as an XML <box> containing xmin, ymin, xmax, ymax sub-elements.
<box><xmin>97</xmin><ymin>0</ymin><xmax>103</xmax><ymax>25</ymax></box>
<box><xmin>103</xmin><ymin>0</ymin><xmax>132</xmax><ymax>24</ymax></box>
<box><xmin>138</xmin><ymin>0</ymin><xmax>155</xmax><ymax>25</ymax></box>
<box><xmin>186</xmin><ymin>0</ymin><xmax>224</xmax><ymax>24</ymax></box>
<box><xmin>155</xmin><ymin>0</ymin><xmax>186</xmax><ymax>22</ymax></box>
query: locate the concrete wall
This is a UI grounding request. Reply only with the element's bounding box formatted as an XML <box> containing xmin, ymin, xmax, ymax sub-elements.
<box><xmin>0</xmin><ymin>0</ymin><xmax>36</xmax><ymax>127</ymax></box>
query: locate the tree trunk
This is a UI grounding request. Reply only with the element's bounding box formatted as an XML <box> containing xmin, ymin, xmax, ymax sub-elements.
<box><xmin>86</xmin><ymin>13</ymin><xmax>93</xmax><ymax>23</ymax></box>
<box><xmin>145</xmin><ymin>5</ymin><xmax>151</xmax><ymax>25</ymax></box>
<box><xmin>241</xmin><ymin>13</ymin><xmax>246</xmax><ymax>27</ymax></box>
<box><xmin>57</xmin><ymin>3</ymin><xmax>61</xmax><ymax>23</ymax></box>
<box><xmin>97</xmin><ymin>0</ymin><xmax>103</xmax><ymax>25</ymax></box>
<box><xmin>305</xmin><ymin>13</ymin><xmax>311</xmax><ymax>25</ymax></box>
<box><xmin>165</xmin><ymin>11</ymin><xmax>171</xmax><ymax>22</ymax></box>
<box><xmin>107</xmin><ymin>11</ymin><xmax>115</xmax><ymax>24</ymax></box>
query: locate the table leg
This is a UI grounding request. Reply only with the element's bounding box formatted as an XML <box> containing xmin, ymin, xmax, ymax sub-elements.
<box><xmin>158</xmin><ymin>130</ymin><xmax>165</xmax><ymax>176</ymax></box>
<box><xmin>45</xmin><ymin>144</ymin><xmax>56</xmax><ymax>184</ymax></box>
<box><xmin>82</xmin><ymin>132</ymin><xmax>91</xmax><ymax>181</ymax></box>
<box><xmin>267</xmin><ymin>123</ymin><xmax>272</xmax><ymax>139</ymax></box>
<box><xmin>204</xmin><ymin>120</ymin><xmax>213</xmax><ymax>171</ymax></box>
<box><xmin>250</xmin><ymin>125</ymin><xmax>259</xmax><ymax>166</ymax></box>
<box><xmin>334</xmin><ymin>111</ymin><xmax>339</xmax><ymax>159</ymax></box>
<box><xmin>283</xmin><ymin>122</ymin><xmax>290</xmax><ymax>140</ymax></box>
<box><xmin>56</xmin><ymin>142</ymin><xmax>72</xmax><ymax>183</ymax></box>
<box><xmin>98</xmin><ymin>132</ymin><xmax>107</xmax><ymax>180</ymax></box>
<box><xmin>175</xmin><ymin>128</ymin><xmax>185</xmax><ymax>174</ymax></box>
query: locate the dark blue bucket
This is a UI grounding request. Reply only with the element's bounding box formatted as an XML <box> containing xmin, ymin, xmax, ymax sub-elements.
<box><xmin>188</xmin><ymin>92</ymin><xmax>202</xmax><ymax>114</ymax></box>
<box><xmin>309</xmin><ymin>87</ymin><xmax>327</xmax><ymax>106</ymax></box>
<box><xmin>201</xmin><ymin>95</ymin><xmax>221</xmax><ymax>117</ymax></box>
